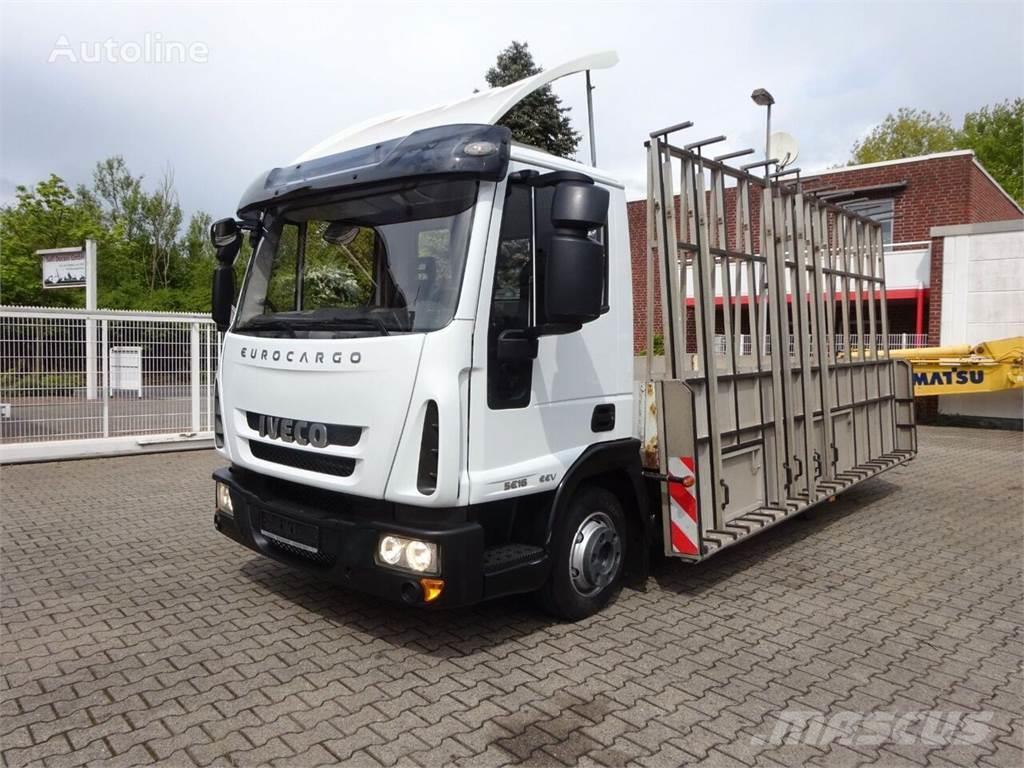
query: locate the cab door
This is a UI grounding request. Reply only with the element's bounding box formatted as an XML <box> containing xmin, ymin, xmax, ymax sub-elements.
<box><xmin>466</xmin><ymin>162</ymin><xmax>630</xmax><ymax>505</ymax></box>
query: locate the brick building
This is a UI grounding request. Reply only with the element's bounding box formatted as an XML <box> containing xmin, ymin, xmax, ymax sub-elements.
<box><xmin>626</xmin><ymin>149</ymin><xmax>1023</xmax><ymax>352</ymax></box>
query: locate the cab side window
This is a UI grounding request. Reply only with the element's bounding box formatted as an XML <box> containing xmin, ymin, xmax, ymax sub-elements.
<box><xmin>488</xmin><ymin>184</ymin><xmax>533</xmax><ymax>409</ymax></box>
<box><xmin>487</xmin><ymin>177</ymin><xmax>611</xmax><ymax>410</ymax></box>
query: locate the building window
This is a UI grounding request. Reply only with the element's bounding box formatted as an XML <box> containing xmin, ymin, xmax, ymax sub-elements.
<box><xmin>841</xmin><ymin>198</ymin><xmax>894</xmax><ymax>244</ymax></box>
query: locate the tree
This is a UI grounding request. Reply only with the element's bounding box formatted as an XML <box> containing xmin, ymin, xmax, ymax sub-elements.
<box><xmin>849</xmin><ymin>102</ymin><xmax>1023</xmax><ymax>206</ymax></box>
<box><xmin>961</xmin><ymin>99</ymin><xmax>1023</xmax><ymax>206</ymax></box>
<box><xmin>484</xmin><ymin>41</ymin><xmax>580</xmax><ymax>159</ymax></box>
<box><xmin>141</xmin><ymin>167</ymin><xmax>183</xmax><ymax>290</ymax></box>
<box><xmin>0</xmin><ymin>158</ymin><xmax>220</xmax><ymax>311</ymax></box>
<box><xmin>850</xmin><ymin>108</ymin><xmax>960</xmax><ymax>165</ymax></box>
<box><xmin>0</xmin><ymin>176</ymin><xmax>106</xmax><ymax>306</ymax></box>
<box><xmin>93</xmin><ymin>156</ymin><xmax>145</xmax><ymax>240</ymax></box>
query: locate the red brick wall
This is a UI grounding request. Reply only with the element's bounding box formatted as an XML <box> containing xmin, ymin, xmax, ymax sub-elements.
<box><xmin>627</xmin><ymin>197</ymin><xmax>662</xmax><ymax>352</ymax></box>
<box><xmin>806</xmin><ymin>154</ymin><xmax>974</xmax><ymax>242</ymax></box>
<box><xmin>967</xmin><ymin>163</ymin><xmax>1023</xmax><ymax>223</ymax></box>
<box><xmin>627</xmin><ymin>152</ymin><xmax>1023</xmax><ymax>351</ymax></box>
<box><xmin>927</xmin><ymin>238</ymin><xmax>944</xmax><ymax>347</ymax></box>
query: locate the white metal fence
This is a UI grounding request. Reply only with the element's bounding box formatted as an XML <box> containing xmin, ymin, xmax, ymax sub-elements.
<box><xmin>1</xmin><ymin>306</ymin><xmax>220</xmax><ymax>462</ymax></box>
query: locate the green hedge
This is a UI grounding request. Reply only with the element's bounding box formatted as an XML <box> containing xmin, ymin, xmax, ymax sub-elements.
<box><xmin>0</xmin><ymin>371</ymin><xmax>86</xmax><ymax>397</ymax></box>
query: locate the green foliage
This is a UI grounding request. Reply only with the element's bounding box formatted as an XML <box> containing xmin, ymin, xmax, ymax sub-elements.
<box><xmin>850</xmin><ymin>108</ymin><xmax>960</xmax><ymax>165</ymax></box>
<box><xmin>0</xmin><ymin>157</ymin><xmax>221</xmax><ymax>311</ymax></box>
<box><xmin>0</xmin><ymin>370</ymin><xmax>84</xmax><ymax>396</ymax></box>
<box><xmin>850</xmin><ymin>101</ymin><xmax>1023</xmax><ymax>205</ymax></box>
<box><xmin>303</xmin><ymin>264</ymin><xmax>363</xmax><ymax>307</ymax></box>
<box><xmin>0</xmin><ymin>175</ymin><xmax>108</xmax><ymax>306</ymax></box>
<box><xmin>961</xmin><ymin>99</ymin><xmax>1024</xmax><ymax>206</ymax></box>
<box><xmin>637</xmin><ymin>334</ymin><xmax>665</xmax><ymax>357</ymax></box>
<box><xmin>485</xmin><ymin>41</ymin><xmax>581</xmax><ymax>159</ymax></box>
<box><xmin>260</xmin><ymin>223</ymin><xmax>374</xmax><ymax>314</ymax></box>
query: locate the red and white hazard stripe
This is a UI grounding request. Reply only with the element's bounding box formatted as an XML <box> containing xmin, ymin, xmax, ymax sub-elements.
<box><xmin>667</xmin><ymin>456</ymin><xmax>699</xmax><ymax>555</ymax></box>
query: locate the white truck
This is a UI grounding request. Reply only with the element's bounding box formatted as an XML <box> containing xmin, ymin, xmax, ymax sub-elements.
<box><xmin>209</xmin><ymin>53</ymin><xmax>917</xmax><ymax>619</ymax></box>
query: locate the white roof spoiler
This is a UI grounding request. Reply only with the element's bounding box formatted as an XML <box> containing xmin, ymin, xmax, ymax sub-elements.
<box><xmin>295</xmin><ymin>51</ymin><xmax>619</xmax><ymax>163</ymax></box>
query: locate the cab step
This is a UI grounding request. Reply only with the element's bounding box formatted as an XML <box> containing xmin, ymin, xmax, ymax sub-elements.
<box><xmin>483</xmin><ymin>543</ymin><xmax>545</xmax><ymax>574</ymax></box>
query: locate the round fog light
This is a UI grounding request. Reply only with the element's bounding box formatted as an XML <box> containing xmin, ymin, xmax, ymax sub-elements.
<box><xmin>216</xmin><ymin>482</ymin><xmax>234</xmax><ymax>516</ymax></box>
<box><xmin>379</xmin><ymin>535</ymin><xmax>404</xmax><ymax>565</ymax></box>
<box><xmin>405</xmin><ymin>540</ymin><xmax>435</xmax><ymax>573</ymax></box>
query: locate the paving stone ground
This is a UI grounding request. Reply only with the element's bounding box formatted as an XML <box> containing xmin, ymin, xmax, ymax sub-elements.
<box><xmin>1</xmin><ymin>425</ymin><xmax>1022</xmax><ymax>767</ymax></box>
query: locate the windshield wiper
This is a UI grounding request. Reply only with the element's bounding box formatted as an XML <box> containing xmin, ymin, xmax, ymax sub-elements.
<box><xmin>294</xmin><ymin>317</ymin><xmax>391</xmax><ymax>336</ymax></box>
<box><xmin>234</xmin><ymin>318</ymin><xmax>296</xmax><ymax>337</ymax></box>
<box><xmin>236</xmin><ymin>315</ymin><xmax>392</xmax><ymax>336</ymax></box>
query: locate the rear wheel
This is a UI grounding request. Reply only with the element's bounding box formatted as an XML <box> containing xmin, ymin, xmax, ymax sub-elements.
<box><xmin>540</xmin><ymin>486</ymin><xmax>626</xmax><ymax>620</ymax></box>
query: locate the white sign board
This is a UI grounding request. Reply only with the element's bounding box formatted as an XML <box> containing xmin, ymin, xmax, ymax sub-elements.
<box><xmin>109</xmin><ymin>346</ymin><xmax>143</xmax><ymax>398</ymax></box>
<box><xmin>39</xmin><ymin>247</ymin><xmax>87</xmax><ymax>289</ymax></box>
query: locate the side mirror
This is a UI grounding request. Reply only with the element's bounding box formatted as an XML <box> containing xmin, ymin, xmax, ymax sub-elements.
<box><xmin>544</xmin><ymin>180</ymin><xmax>609</xmax><ymax>326</ymax></box>
<box><xmin>210</xmin><ymin>219</ymin><xmax>241</xmax><ymax>332</ymax></box>
<box><xmin>210</xmin><ymin>218</ymin><xmax>240</xmax><ymax>252</ymax></box>
<box><xmin>212</xmin><ymin>264</ymin><xmax>234</xmax><ymax>333</ymax></box>
<box><xmin>211</xmin><ymin>218</ymin><xmax>242</xmax><ymax>268</ymax></box>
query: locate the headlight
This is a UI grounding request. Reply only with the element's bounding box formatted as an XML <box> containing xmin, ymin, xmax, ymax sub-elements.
<box><xmin>379</xmin><ymin>535</ymin><xmax>405</xmax><ymax>565</ymax></box>
<box><xmin>405</xmin><ymin>541</ymin><xmax>434</xmax><ymax>572</ymax></box>
<box><xmin>215</xmin><ymin>482</ymin><xmax>234</xmax><ymax>516</ymax></box>
<box><xmin>375</xmin><ymin>534</ymin><xmax>439</xmax><ymax>575</ymax></box>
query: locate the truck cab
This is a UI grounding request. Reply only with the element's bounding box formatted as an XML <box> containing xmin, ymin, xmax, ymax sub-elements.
<box><xmin>211</xmin><ymin>54</ymin><xmax>647</xmax><ymax>619</ymax></box>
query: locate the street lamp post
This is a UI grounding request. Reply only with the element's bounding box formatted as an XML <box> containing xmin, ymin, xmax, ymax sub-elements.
<box><xmin>751</xmin><ymin>88</ymin><xmax>775</xmax><ymax>181</ymax></box>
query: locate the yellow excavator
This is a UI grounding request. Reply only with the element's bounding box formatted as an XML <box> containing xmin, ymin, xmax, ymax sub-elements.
<box><xmin>891</xmin><ymin>337</ymin><xmax>1024</xmax><ymax>396</ymax></box>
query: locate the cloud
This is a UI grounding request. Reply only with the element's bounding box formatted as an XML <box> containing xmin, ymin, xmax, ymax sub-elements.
<box><xmin>2</xmin><ymin>1</ymin><xmax>1021</xmax><ymax>217</ymax></box>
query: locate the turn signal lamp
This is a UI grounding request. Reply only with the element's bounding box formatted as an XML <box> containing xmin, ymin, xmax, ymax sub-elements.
<box><xmin>420</xmin><ymin>578</ymin><xmax>444</xmax><ymax>603</ymax></box>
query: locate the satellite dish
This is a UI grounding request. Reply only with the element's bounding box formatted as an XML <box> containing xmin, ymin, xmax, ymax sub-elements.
<box><xmin>771</xmin><ymin>132</ymin><xmax>800</xmax><ymax>168</ymax></box>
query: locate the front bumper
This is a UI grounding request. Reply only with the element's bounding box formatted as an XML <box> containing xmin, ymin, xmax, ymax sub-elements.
<box><xmin>213</xmin><ymin>466</ymin><xmax>487</xmax><ymax>608</ymax></box>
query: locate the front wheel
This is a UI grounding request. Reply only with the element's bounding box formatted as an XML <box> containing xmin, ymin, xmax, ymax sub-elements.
<box><xmin>539</xmin><ymin>486</ymin><xmax>626</xmax><ymax>620</ymax></box>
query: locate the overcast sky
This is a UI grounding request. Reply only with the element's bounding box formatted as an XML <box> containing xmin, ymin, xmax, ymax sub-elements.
<box><xmin>2</xmin><ymin>0</ymin><xmax>1021</xmax><ymax>221</ymax></box>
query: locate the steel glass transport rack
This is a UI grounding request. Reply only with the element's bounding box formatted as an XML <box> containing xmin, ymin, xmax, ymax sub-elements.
<box><xmin>637</xmin><ymin>128</ymin><xmax>917</xmax><ymax>561</ymax></box>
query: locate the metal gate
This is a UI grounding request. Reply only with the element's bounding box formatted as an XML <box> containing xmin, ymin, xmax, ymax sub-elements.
<box><xmin>639</xmin><ymin>128</ymin><xmax>917</xmax><ymax>559</ymax></box>
<box><xmin>0</xmin><ymin>306</ymin><xmax>220</xmax><ymax>463</ymax></box>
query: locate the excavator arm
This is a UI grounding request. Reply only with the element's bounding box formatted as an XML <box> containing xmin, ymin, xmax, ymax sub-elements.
<box><xmin>891</xmin><ymin>337</ymin><xmax>1024</xmax><ymax>396</ymax></box>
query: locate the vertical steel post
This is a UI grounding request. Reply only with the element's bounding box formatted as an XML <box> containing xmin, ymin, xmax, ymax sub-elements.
<box><xmin>790</xmin><ymin>192</ymin><xmax>816</xmax><ymax>500</ymax></box>
<box><xmin>85</xmin><ymin>239</ymin><xmax>98</xmax><ymax>400</ymax></box>
<box><xmin>692</xmin><ymin>154</ymin><xmax>725</xmax><ymax>526</ymax></box>
<box><xmin>101</xmin><ymin>318</ymin><xmax>109</xmax><ymax>438</ymax></box>
<box><xmin>586</xmin><ymin>70</ymin><xmax>597</xmax><ymax>167</ymax></box>
<box><xmin>190</xmin><ymin>321</ymin><xmax>201</xmax><ymax>434</ymax></box>
<box><xmin>645</xmin><ymin>143</ymin><xmax>657</xmax><ymax>379</ymax></box>
<box><xmin>809</xmin><ymin>206</ymin><xmax>835</xmax><ymax>480</ymax></box>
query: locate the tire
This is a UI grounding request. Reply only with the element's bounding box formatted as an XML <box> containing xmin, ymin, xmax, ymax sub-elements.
<box><xmin>539</xmin><ymin>485</ymin><xmax>626</xmax><ymax>620</ymax></box>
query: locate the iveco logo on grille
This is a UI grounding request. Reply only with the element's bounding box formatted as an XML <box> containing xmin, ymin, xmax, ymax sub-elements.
<box><xmin>246</xmin><ymin>411</ymin><xmax>362</xmax><ymax>448</ymax></box>
<box><xmin>257</xmin><ymin>415</ymin><xmax>329</xmax><ymax>448</ymax></box>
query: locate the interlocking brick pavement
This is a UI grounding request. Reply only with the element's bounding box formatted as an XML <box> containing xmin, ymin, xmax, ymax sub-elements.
<box><xmin>2</xmin><ymin>426</ymin><xmax>1022</xmax><ymax>767</ymax></box>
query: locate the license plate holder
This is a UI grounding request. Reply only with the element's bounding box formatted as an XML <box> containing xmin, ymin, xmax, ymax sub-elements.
<box><xmin>259</xmin><ymin>508</ymin><xmax>320</xmax><ymax>553</ymax></box>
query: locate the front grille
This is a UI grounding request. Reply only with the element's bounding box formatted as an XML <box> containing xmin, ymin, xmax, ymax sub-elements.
<box><xmin>249</xmin><ymin>440</ymin><xmax>355</xmax><ymax>477</ymax></box>
<box><xmin>264</xmin><ymin>536</ymin><xmax>336</xmax><ymax>567</ymax></box>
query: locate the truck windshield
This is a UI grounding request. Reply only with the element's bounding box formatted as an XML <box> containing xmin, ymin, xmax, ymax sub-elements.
<box><xmin>235</xmin><ymin>178</ymin><xmax>478</xmax><ymax>335</ymax></box>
